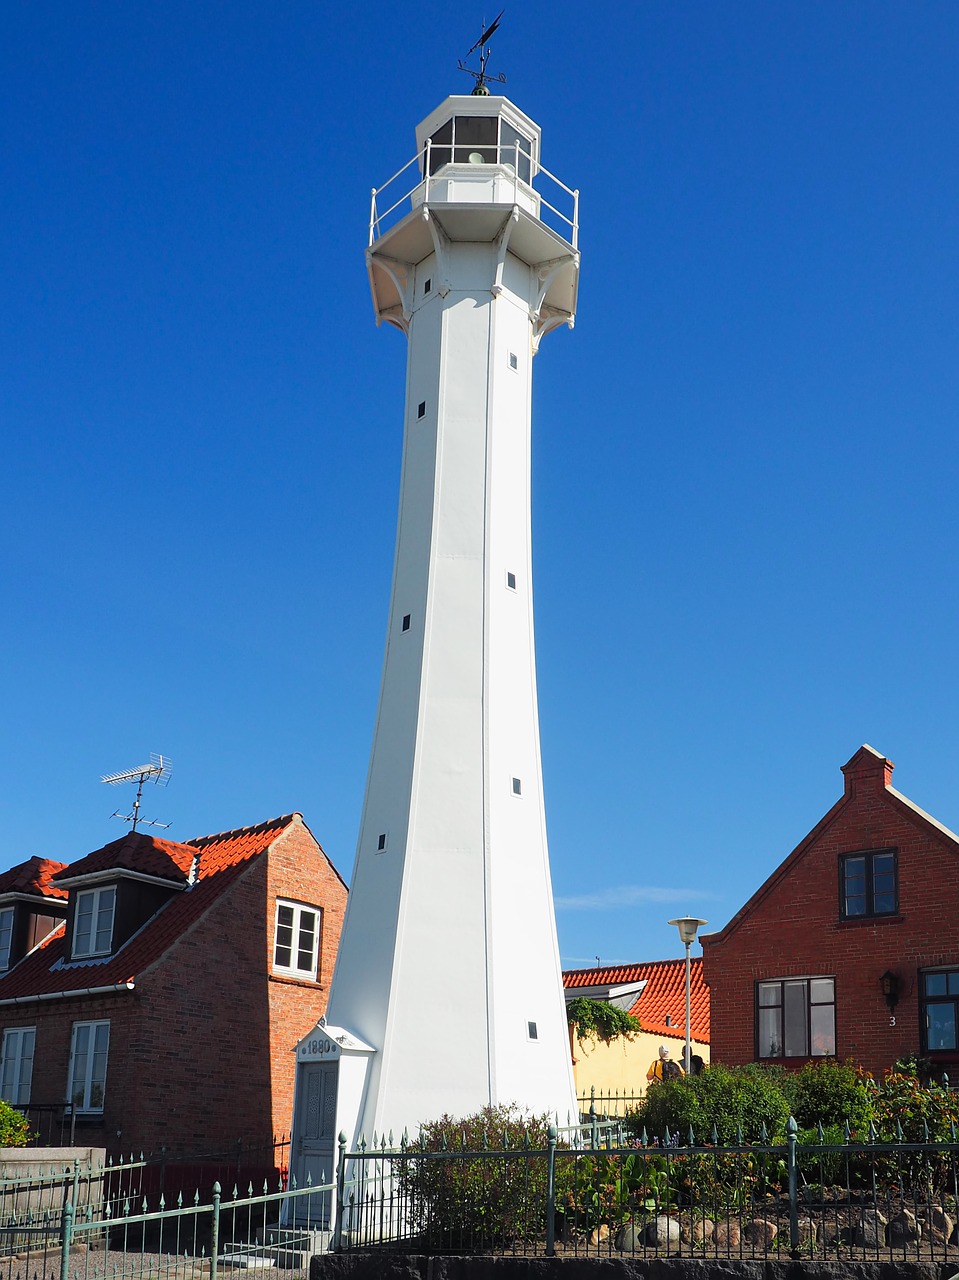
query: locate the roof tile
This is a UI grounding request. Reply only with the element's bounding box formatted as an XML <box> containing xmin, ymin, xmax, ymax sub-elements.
<box><xmin>0</xmin><ymin>816</ymin><xmax>298</xmax><ymax>999</ymax></box>
<box><xmin>564</xmin><ymin>957</ymin><xmax>709</xmax><ymax>1043</ymax></box>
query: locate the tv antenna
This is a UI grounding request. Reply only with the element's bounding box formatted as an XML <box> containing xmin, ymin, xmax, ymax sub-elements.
<box><xmin>101</xmin><ymin>754</ymin><xmax>173</xmax><ymax>831</ymax></box>
<box><xmin>458</xmin><ymin>11</ymin><xmax>506</xmax><ymax>96</ymax></box>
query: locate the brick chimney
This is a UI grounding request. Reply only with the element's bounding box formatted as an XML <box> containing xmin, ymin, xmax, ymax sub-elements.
<box><xmin>841</xmin><ymin>744</ymin><xmax>894</xmax><ymax>797</ymax></box>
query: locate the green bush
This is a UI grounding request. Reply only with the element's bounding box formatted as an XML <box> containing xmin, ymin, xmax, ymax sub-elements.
<box><xmin>868</xmin><ymin>1070</ymin><xmax>959</xmax><ymax>1193</ymax></box>
<box><xmin>790</xmin><ymin>1060</ymin><xmax>873</xmax><ymax>1135</ymax></box>
<box><xmin>0</xmin><ymin>1101</ymin><xmax>29</xmax><ymax>1148</ymax></box>
<box><xmin>626</xmin><ymin>1063</ymin><xmax>791</xmax><ymax>1144</ymax></box>
<box><xmin>394</xmin><ymin>1104</ymin><xmax>552</xmax><ymax>1250</ymax></box>
<box><xmin>566</xmin><ymin>996</ymin><xmax>641</xmax><ymax>1048</ymax></box>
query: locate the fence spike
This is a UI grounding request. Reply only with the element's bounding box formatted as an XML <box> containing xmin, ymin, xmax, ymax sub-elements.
<box><xmin>641</xmin><ymin>1126</ymin><xmax>648</xmax><ymax>1146</ymax></box>
<box><xmin>842</xmin><ymin>1120</ymin><xmax>850</xmax><ymax>1144</ymax></box>
<box><xmin>711</xmin><ymin>1123</ymin><xmax>718</xmax><ymax>1145</ymax></box>
<box><xmin>440</xmin><ymin>1131</ymin><xmax>447</xmax><ymax>1152</ymax></box>
<box><xmin>923</xmin><ymin>1119</ymin><xmax>930</xmax><ymax>1142</ymax></box>
<box><xmin>193</xmin><ymin>1189</ymin><xmax>200</xmax><ymax>1206</ymax></box>
<box><xmin>388</xmin><ymin>1130</ymin><xmax>394</xmax><ymax>1149</ymax></box>
<box><xmin>482</xmin><ymin>1127</ymin><xmax>489</xmax><ymax>1151</ymax></box>
<box><xmin>896</xmin><ymin>1118</ymin><xmax>904</xmax><ymax>1142</ymax></box>
<box><xmin>524</xmin><ymin>1128</ymin><xmax>532</xmax><ymax>1151</ymax></box>
<box><xmin>232</xmin><ymin>1183</ymin><xmax>239</xmax><ymax>1199</ymax></box>
<box><xmin>868</xmin><ymin>1119</ymin><xmax>877</xmax><ymax>1143</ymax></box>
<box><xmin>817</xmin><ymin>1120</ymin><xmax>824</xmax><ymax>1141</ymax></box>
<box><xmin>736</xmin><ymin>1124</ymin><xmax>743</xmax><ymax>1145</ymax></box>
<box><xmin>247</xmin><ymin>1181</ymin><xmax>254</xmax><ymax>1197</ymax></box>
<box><xmin>177</xmin><ymin>1191</ymin><xmax>183</xmax><ymax>1208</ymax></box>
<box><xmin>159</xmin><ymin>1193</ymin><xmax>166</xmax><ymax>1210</ymax></box>
<box><xmin>760</xmin><ymin>1122</ymin><xmax>768</xmax><ymax>1143</ymax></box>
<box><xmin>688</xmin><ymin>1125</ymin><xmax>696</xmax><ymax>1147</ymax></box>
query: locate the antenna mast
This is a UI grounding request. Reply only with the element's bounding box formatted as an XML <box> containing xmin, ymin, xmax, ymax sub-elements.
<box><xmin>101</xmin><ymin>753</ymin><xmax>173</xmax><ymax>831</ymax></box>
<box><xmin>458</xmin><ymin>11</ymin><xmax>507</xmax><ymax>96</ymax></box>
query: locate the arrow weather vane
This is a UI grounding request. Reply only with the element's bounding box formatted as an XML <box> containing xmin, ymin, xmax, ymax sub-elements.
<box><xmin>458</xmin><ymin>11</ymin><xmax>507</xmax><ymax>95</ymax></box>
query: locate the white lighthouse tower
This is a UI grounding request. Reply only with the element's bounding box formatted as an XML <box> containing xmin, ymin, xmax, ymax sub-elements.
<box><xmin>319</xmin><ymin>77</ymin><xmax>580</xmax><ymax>1149</ymax></box>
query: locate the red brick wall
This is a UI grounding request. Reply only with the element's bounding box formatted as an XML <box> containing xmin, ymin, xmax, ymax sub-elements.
<box><xmin>1</xmin><ymin>817</ymin><xmax>347</xmax><ymax>1160</ymax></box>
<box><xmin>264</xmin><ymin>819</ymin><xmax>347</xmax><ymax>1140</ymax></box>
<box><xmin>702</xmin><ymin>750</ymin><xmax>959</xmax><ymax>1079</ymax></box>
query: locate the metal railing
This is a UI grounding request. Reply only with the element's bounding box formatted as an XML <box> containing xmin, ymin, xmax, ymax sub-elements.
<box><xmin>369</xmin><ymin>139</ymin><xmax>579</xmax><ymax>250</ymax></box>
<box><xmin>0</xmin><ymin>1164</ymin><xmax>332</xmax><ymax>1278</ymax></box>
<box><xmin>334</xmin><ymin>1119</ymin><xmax>959</xmax><ymax>1260</ymax></box>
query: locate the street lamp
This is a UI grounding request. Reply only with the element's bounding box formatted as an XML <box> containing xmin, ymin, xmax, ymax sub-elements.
<box><xmin>668</xmin><ymin>916</ymin><xmax>708</xmax><ymax>1074</ymax></box>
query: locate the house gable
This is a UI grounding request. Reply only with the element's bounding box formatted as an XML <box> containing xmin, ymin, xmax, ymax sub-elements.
<box><xmin>701</xmin><ymin>746</ymin><xmax>959</xmax><ymax>1076</ymax></box>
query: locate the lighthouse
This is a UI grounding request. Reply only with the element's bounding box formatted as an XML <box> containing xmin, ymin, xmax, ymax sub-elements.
<box><xmin>315</xmin><ymin>82</ymin><xmax>580</xmax><ymax>1150</ymax></box>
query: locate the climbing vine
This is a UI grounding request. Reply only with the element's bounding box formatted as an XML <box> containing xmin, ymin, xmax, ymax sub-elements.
<box><xmin>566</xmin><ymin>996</ymin><xmax>641</xmax><ymax>1048</ymax></box>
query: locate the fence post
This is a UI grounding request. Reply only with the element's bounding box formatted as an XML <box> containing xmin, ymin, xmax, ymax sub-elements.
<box><xmin>545</xmin><ymin>1124</ymin><xmax>557</xmax><ymax>1259</ymax></box>
<box><xmin>333</xmin><ymin>1131</ymin><xmax>347</xmax><ymax>1252</ymax></box>
<box><xmin>210</xmin><ymin>1181</ymin><xmax>220</xmax><ymax>1280</ymax></box>
<box><xmin>59</xmin><ymin>1199</ymin><xmax>73</xmax><ymax>1280</ymax></box>
<box><xmin>589</xmin><ymin>1089</ymin><xmax>598</xmax><ymax>1152</ymax></box>
<box><xmin>786</xmin><ymin>1116</ymin><xmax>799</xmax><ymax>1258</ymax></box>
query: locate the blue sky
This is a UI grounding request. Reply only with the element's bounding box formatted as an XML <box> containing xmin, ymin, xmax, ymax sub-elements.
<box><xmin>2</xmin><ymin>3</ymin><xmax>958</xmax><ymax>969</ymax></box>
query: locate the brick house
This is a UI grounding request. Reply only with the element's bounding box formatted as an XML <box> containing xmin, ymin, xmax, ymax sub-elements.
<box><xmin>563</xmin><ymin>958</ymin><xmax>710</xmax><ymax>1100</ymax></box>
<box><xmin>702</xmin><ymin>745</ymin><xmax>959</xmax><ymax>1078</ymax></box>
<box><xmin>0</xmin><ymin>814</ymin><xmax>347</xmax><ymax>1159</ymax></box>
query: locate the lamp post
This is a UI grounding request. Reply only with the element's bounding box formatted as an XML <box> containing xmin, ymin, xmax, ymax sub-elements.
<box><xmin>668</xmin><ymin>916</ymin><xmax>708</xmax><ymax>1074</ymax></box>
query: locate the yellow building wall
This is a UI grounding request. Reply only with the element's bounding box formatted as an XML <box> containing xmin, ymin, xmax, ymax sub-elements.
<box><xmin>572</xmin><ymin>1029</ymin><xmax>711</xmax><ymax>1110</ymax></box>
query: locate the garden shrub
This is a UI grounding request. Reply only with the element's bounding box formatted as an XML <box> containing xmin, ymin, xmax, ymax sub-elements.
<box><xmin>0</xmin><ymin>1101</ymin><xmax>29</xmax><ymax>1148</ymax></box>
<box><xmin>868</xmin><ymin>1070</ymin><xmax>959</xmax><ymax>1193</ymax></box>
<box><xmin>626</xmin><ymin>1063</ymin><xmax>791</xmax><ymax>1144</ymax></box>
<box><xmin>395</xmin><ymin>1104</ymin><xmax>552</xmax><ymax>1250</ymax></box>
<box><xmin>790</xmin><ymin>1059</ymin><xmax>873</xmax><ymax>1135</ymax></box>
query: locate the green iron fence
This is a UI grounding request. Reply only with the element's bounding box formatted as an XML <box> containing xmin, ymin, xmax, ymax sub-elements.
<box><xmin>335</xmin><ymin>1118</ymin><xmax>959</xmax><ymax>1260</ymax></box>
<box><xmin>0</xmin><ymin>1166</ymin><xmax>333</xmax><ymax>1280</ymax></box>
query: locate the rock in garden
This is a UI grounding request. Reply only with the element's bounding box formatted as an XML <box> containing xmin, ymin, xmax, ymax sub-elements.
<box><xmin>840</xmin><ymin>1207</ymin><xmax>887</xmax><ymax>1247</ymax></box>
<box><xmin>795</xmin><ymin>1215</ymin><xmax>819</xmax><ymax>1246</ymax></box>
<box><xmin>713</xmin><ymin>1220</ymin><xmax>741</xmax><ymax>1249</ymax></box>
<box><xmin>680</xmin><ymin>1214</ymin><xmax>714</xmax><ymax>1244</ymax></box>
<box><xmin>616</xmin><ymin>1222</ymin><xmax>645</xmax><ymax>1252</ymax></box>
<box><xmin>644</xmin><ymin>1214</ymin><xmax>681</xmax><ymax>1246</ymax></box>
<box><xmin>921</xmin><ymin>1206</ymin><xmax>954</xmax><ymax>1244</ymax></box>
<box><xmin>743</xmin><ymin>1218</ymin><xmax>777</xmax><ymax>1247</ymax></box>
<box><xmin>887</xmin><ymin>1208</ymin><xmax>921</xmax><ymax>1247</ymax></box>
<box><xmin>589</xmin><ymin>1223</ymin><xmax>610</xmax><ymax>1247</ymax></box>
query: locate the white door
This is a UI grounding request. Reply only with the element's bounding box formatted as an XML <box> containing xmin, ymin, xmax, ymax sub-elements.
<box><xmin>292</xmin><ymin>1062</ymin><xmax>337</xmax><ymax>1226</ymax></box>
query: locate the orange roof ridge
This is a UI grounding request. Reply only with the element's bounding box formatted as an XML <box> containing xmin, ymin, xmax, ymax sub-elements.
<box><xmin>187</xmin><ymin>814</ymin><xmax>296</xmax><ymax>849</ymax></box>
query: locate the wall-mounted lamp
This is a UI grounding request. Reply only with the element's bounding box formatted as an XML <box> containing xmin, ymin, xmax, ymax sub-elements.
<box><xmin>880</xmin><ymin>970</ymin><xmax>900</xmax><ymax>1012</ymax></box>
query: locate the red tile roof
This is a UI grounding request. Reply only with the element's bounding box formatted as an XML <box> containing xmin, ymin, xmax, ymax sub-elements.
<box><xmin>0</xmin><ymin>857</ymin><xmax>70</xmax><ymax>902</ymax></box>
<box><xmin>0</xmin><ymin>815</ymin><xmax>300</xmax><ymax>1000</ymax></box>
<box><xmin>52</xmin><ymin>831</ymin><xmax>197</xmax><ymax>886</ymax></box>
<box><xmin>564</xmin><ymin>958</ymin><xmax>710</xmax><ymax>1044</ymax></box>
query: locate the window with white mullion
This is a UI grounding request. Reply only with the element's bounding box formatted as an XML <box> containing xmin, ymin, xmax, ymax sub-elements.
<box><xmin>0</xmin><ymin>1028</ymin><xmax>35</xmax><ymax>1105</ymax></box>
<box><xmin>68</xmin><ymin>1020</ymin><xmax>110</xmax><ymax>1113</ymax></box>
<box><xmin>273</xmin><ymin>902</ymin><xmax>321</xmax><ymax>979</ymax></box>
<box><xmin>73</xmin><ymin>887</ymin><xmax>115</xmax><ymax>958</ymax></box>
<box><xmin>0</xmin><ymin>908</ymin><xmax>14</xmax><ymax>971</ymax></box>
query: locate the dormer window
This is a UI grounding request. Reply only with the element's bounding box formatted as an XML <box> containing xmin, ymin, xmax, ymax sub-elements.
<box><xmin>73</xmin><ymin>886</ymin><xmax>116</xmax><ymax>959</ymax></box>
<box><xmin>0</xmin><ymin>909</ymin><xmax>13</xmax><ymax>971</ymax></box>
<box><xmin>425</xmin><ymin>115</ymin><xmax>532</xmax><ymax>183</ymax></box>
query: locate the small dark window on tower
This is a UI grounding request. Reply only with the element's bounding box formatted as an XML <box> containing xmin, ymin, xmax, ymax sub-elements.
<box><xmin>509</xmin><ymin>352</ymin><xmax>518</xmax><ymax>371</ymax></box>
<box><xmin>402</xmin><ymin>614</ymin><xmax>411</xmax><ymax>632</ymax></box>
<box><xmin>377</xmin><ymin>833</ymin><xmax>387</xmax><ymax>852</ymax></box>
<box><xmin>506</xmin><ymin>572</ymin><xmax>516</xmax><ymax>590</ymax></box>
<box><xmin>417</xmin><ymin>401</ymin><xmax>426</xmax><ymax>419</ymax></box>
<box><xmin>527</xmin><ymin>1021</ymin><xmax>538</xmax><ymax>1040</ymax></box>
<box><xmin>512</xmin><ymin>777</ymin><xmax>522</xmax><ymax>797</ymax></box>
<box><xmin>424</xmin><ymin>278</ymin><xmax>432</xmax><ymax>294</ymax></box>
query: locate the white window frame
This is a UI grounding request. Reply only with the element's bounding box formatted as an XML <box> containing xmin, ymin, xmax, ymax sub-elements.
<box><xmin>0</xmin><ymin>1027</ymin><xmax>35</xmax><ymax>1106</ymax></box>
<box><xmin>67</xmin><ymin>1020</ymin><xmax>110</xmax><ymax>1113</ymax></box>
<box><xmin>72</xmin><ymin>886</ymin><xmax>116</xmax><ymax>959</ymax></box>
<box><xmin>0</xmin><ymin>907</ymin><xmax>14</xmax><ymax>971</ymax></box>
<box><xmin>273</xmin><ymin>901</ymin><xmax>321</xmax><ymax>979</ymax></box>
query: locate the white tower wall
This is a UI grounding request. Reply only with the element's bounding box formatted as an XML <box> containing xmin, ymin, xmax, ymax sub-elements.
<box><xmin>325</xmin><ymin>95</ymin><xmax>580</xmax><ymax>1144</ymax></box>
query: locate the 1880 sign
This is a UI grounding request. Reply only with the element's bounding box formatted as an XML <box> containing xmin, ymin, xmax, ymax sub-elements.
<box><xmin>298</xmin><ymin>1035</ymin><xmax>339</xmax><ymax>1060</ymax></box>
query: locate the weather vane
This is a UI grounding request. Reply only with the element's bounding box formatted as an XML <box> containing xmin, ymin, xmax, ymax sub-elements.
<box><xmin>458</xmin><ymin>11</ymin><xmax>507</xmax><ymax>96</ymax></box>
<box><xmin>101</xmin><ymin>753</ymin><xmax>173</xmax><ymax>831</ymax></box>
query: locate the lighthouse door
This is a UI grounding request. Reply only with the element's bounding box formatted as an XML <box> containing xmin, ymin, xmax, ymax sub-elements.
<box><xmin>292</xmin><ymin>1062</ymin><xmax>337</xmax><ymax>1225</ymax></box>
